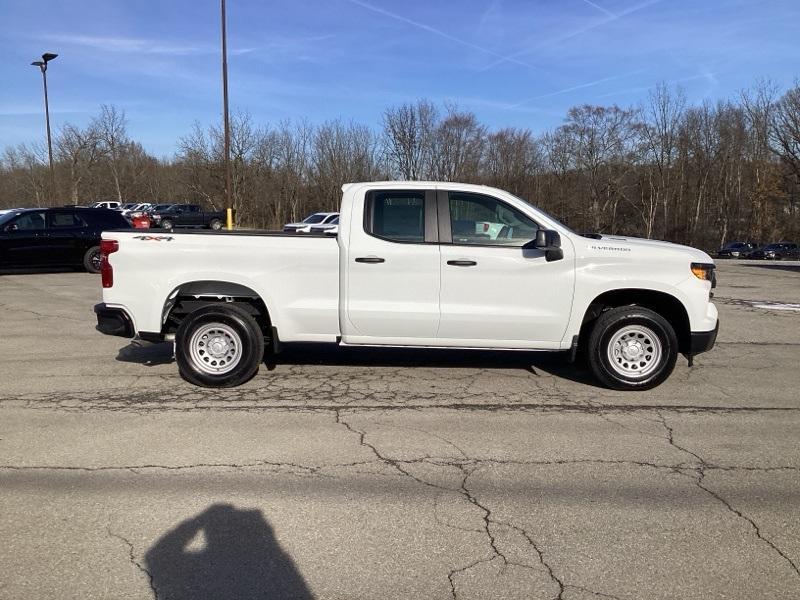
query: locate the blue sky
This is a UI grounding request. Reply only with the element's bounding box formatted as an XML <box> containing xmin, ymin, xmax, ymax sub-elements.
<box><xmin>1</xmin><ymin>0</ymin><xmax>798</xmax><ymax>157</ymax></box>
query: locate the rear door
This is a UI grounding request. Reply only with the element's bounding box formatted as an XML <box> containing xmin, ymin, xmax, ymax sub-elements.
<box><xmin>46</xmin><ymin>210</ymin><xmax>90</xmax><ymax>265</ymax></box>
<box><xmin>342</xmin><ymin>188</ymin><xmax>441</xmax><ymax>342</ymax></box>
<box><xmin>437</xmin><ymin>190</ymin><xmax>575</xmax><ymax>346</ymax></box>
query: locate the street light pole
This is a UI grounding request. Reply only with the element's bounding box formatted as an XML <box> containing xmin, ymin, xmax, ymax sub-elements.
<box><xmin>221</xmin><ymin>0</ymin><xmax>233</xmax><ymax>229</ymax></box>
<box><xmin>31</xmin><ymin>52</ymin><xmax>58</xmax><ymax>205</ymax></box>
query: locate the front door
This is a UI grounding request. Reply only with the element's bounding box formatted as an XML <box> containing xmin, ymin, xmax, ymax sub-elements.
<box><xmin>437</xmin><ymin>190</ymin><xmax>575</xmax><ymax>347</ymax></box>
<box><xmin>0</xmin><ymin>211</ymin><xmax>49</xmax><ymax>268</ymax></box>
<box><xmin>342</xmin><ymin>188</ymin><xmax>441</xmax><ymax>342</ymax></box>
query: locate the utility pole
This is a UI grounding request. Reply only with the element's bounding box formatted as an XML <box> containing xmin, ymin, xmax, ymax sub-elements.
<box><xmin>31</xmin><ymin>52</ymin><xmax>58</xmax><ymax>205</ymax></box>
<box><xmin>221</xmin><ymin>0</ymin><xmax>233</xmax><ymax>229</ymax></box>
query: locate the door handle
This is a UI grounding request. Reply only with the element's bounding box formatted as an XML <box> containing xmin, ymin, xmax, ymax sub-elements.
<box><xmin>355</xmin><ymin>257</ymin><xmax>385</xmax><ymax>264</ymax></box>
<box><xmin>447</xmin><ymin>260</ymin><xmax>477</xmax><ymax>267</ymax></box>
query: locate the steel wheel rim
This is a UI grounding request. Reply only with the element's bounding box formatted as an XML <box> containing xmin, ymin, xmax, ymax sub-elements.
<box><xmin>606</xmin><ymin>324</ymin><xmax>662</xmax><ymax>378</ymax></box>
<box><xmin>188</xmin><ymin>322</ymin><xmax>242</xmax><ymax>375</ymax></box>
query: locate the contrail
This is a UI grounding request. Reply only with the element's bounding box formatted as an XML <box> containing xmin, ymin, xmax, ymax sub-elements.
<box><xmin>346</xmin><ymin>0</ymin><xmax>549</xmax><ymax>73</ymax></box>
<box><xmin>481</xmin><ymin>0</ymin><xmax>664</xmax><ymax>72</ymax></box>
<box><xmin>581</xmin><ymin>0</ymin><xmax>618</xmax><ymax>18</ymax></box>
<box><xmin>510</xmin><ymin>70</ymin><xmax>645</xmax><ymax>108</ymax></box>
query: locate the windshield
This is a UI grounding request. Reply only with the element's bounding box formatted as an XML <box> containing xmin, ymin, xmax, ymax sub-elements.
<box><xmin>303</xmin><ymin>213</ymin><xmax>326</xmax><ymax>224</ymax></box>
<box><xmin>154</xmin><ymin>204</ymin><xmax>172</xmax><ymax>211</ymax></box>
<box><xmin>509</xmin><ymin>194</ymin><xmax>576</xmax><ymax>234</ymax></box>
<box><xmin>122</xmin><ymin>204</ymin><xmax>136</xmax><ymax>209</ymax></box>
<box><xmin>765</xmin><ymin>244</ymin><xmax>785</xmax><ymax>250</ymax></box>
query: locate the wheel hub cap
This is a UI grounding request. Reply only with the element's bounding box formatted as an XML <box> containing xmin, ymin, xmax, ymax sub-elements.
<box><xmin>607</xmin><ymin>325</ymin><xmax>662</xmax><ymax>379</ymax></box>
<box><xmin>188</xmin><ymin>323</ymin><xmax>242</xmax><ymax>375</ymax></box>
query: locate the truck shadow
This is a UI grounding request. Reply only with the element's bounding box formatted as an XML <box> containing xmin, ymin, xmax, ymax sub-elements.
<box><xmin>270</xmin><ymin>343</ymin><xmax>599</xmax><ymax>386</ymax></box>
<box><xmin>145</xmin><ymin>503</ymin><xmax>313</xmax><ymax>600</ymax></box>
<box><xmin>116</xmin><ymin>341</ymin><xmax>175</xmax><ymax>366</ymax></box>
<box><xmin>740</xmin><ymin>263</ymin><xmax>800</xmax><ymax>274</ymax></box>
<box><xmin>115</xmin><ymin>341</ymin><xmax>599</xmax><ymax>386</ymax></box>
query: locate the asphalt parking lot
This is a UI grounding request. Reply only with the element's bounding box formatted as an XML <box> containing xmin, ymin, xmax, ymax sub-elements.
<box><xmin>1</xmin><ymin>261</ymin><xmax>799</xmax><ymax>599</ymax></box>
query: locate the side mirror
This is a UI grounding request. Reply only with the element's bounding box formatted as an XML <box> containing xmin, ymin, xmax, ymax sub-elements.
<box><xmin>523</xmin><ymin>229</ymin><xmax>563</xmax><ymax>262</ymax></box>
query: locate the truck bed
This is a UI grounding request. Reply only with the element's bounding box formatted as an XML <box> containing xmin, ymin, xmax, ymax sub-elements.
<box><xmin>101</xmin><ymin>229</ymin><xmax>340</xmax><ymax>341</ymax></box>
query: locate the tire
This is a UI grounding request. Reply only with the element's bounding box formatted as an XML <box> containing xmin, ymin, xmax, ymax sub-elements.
<box><xmin>83</xmin><ymin>245</ymin><xmax>102</xmax><ymax>274</ymax></box>
<box><xmin>209</xmin><ymin>218</ymin><xmax>223</xmax><ymax>231</ymax></box>
<box><xmin>161</xmin><ymin>219</ymin><xmax>173</xmax><ymax>230</ymax></box>
<box><xmin>587</xmin><ymin>306</ymin><xmax>678</xmax><ymax>391</ymax></box>
<box><xmin>175</xmin><ymin>304</ymin><xmax>264</xmax><ymax>388</ymax></box>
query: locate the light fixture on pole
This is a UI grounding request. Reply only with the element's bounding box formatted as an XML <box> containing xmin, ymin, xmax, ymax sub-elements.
<box><xmin>221</xmin><ymin>0</ymin><xmax>233</xmax><ymax>229</ymax></box>
<box><xmin>31</xmin><ymin>52</ymin><xmax>58</xmax><ymax>204</ymax></box>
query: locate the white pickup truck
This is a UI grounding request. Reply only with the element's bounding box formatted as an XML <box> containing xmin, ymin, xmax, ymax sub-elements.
<box><xmin>94</xmin><ymin>182</ymin><xmax>718</xmax><ymax>390</ymax></box>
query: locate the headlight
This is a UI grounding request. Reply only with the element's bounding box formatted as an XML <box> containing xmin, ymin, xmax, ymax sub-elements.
<box><xmin>691</xmin><ymin>263</ymin><xmax>716</xmax><ymax>288</ymax></box>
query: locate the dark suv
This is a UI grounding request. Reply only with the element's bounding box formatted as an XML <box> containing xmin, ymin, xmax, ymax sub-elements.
<box><xmin>0</xmin><ymin>207</ymin><xmax>131</xmax><ymax>273</ymax></box>
<box><xmin>717</xmin><ymin>241</ymin><xmax>758</xmax><ymax>259</ymax></box>
<box><xmin>749</xmin><ymin>242</ymin><xmax>800</xmax><ymax>260</ymax></box>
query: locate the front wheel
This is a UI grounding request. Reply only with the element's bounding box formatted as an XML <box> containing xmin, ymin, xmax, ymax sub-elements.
<box><xmin>161</xmin><ymin>219</ymin><xmax>173</xmax><ymax>230</ymax></box>
<box><xmin>587</xmin><ymin>306</ymin><xmax>678</xmax><ymax>391</ymax></box>
<box><xmin>209</xmin><ymin>218</ymin><xmax>223</xmax><ymax>230</ymax></box>
<box><xmin>175</xmin><ymin>304</ymin><xmax>264</xmax><ymax>387</ymax></box>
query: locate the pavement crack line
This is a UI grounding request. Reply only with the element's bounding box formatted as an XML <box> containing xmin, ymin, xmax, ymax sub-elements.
<box><xmin>657</xmin><ymin>412</ymin><xmax>800</xmax><ymax>578</ymax></box>
<box><xmin>334</xmin><ymin>409</ymin><xmax>565</xmax><ymax>599</ymax></box>
<box><xmin>107</xmin><ymin>528</ymin><xmax>158</xmax><ymax>600</ymax></box>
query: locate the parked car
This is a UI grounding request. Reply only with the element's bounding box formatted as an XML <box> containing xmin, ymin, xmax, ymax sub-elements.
<box><xmin>749</xmin><ymin>242</ymin><xmax>800</xmax><ymax>260</ymax></box>
<box><xmin>151</xmin><ymin>204</ymin><xmax>227</xmax><ymax>230</ymax></box>
<box><xmin>90</xmin><ymin>201</ymin><xmax>122</xmax><ymax>210</ymax></box>
<box><xmin>1</xmin><ymin>207</ymin><xmax>131</xmax><ymax>273</ymax></box>
<box><xmin>122</xmin><ymin>202</ymin><xmax>153</xmax><ymax>218</ymax></box>
<box><xmin>717</xmin><ymin>241</ymin><xmax>759</xmax><ymax>259</ymax></box>
<box><xmin>95</xmin><ymin>181</ymin><xmax>718</xmax><ymax>391</ymax></box>
<box><xmin>284</xmin><ymin>212</ymin><xmax>339</xmax><ymax>232</ymax></box>
<box><xmin>309</xmin><ymin>215</ymin><xmax>339</xmax><ymax>235</ymax></box>
<box><xmin>131</xmin><ymin>214</ymin><xmax>151</xmax><ymax>229</ymax></box>
<box><xmin>146</xmin><ymin>204</ymin><xmax>176</xmax><ymax>226</ymax></box>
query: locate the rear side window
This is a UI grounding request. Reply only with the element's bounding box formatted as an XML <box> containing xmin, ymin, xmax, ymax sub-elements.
<box><xmin>365</xmin><ymin>191</ymin><xmax>426</xmax><ymax>243</ymax></box>
<box><xmin>50</xmin><ymin>211</ymin><xmax>86</xmax><ymax>228</ymax></box>
<box><xmin>82</xmin><ymin>210</ymin><xmax>130</xmax><ymax>229</ymax></box>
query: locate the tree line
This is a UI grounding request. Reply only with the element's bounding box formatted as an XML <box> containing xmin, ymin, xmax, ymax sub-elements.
<box><xmin>1</xmin><ymin>80</ymin><xmax>799</xmax><ymax>250</ymax></box>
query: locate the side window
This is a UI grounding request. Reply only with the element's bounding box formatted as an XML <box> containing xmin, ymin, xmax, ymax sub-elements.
<box><xmin>50</xmin><ymin>211</ymin><xmax>86</xmax><ymax>228</ymax></box>
<box><xmin>11</xmin><ymin>211</ymin><xmax>46</xmax><ymax>231</ymax></box>
<box><xmin>448</xmin><ymin>192</ymin><xmax>538</xmax><ymax>247</ymax></box>
<box><xmin>366</xmin><ymin>191</ymin><xmax>426</xmax><ymax>243</ymax></box>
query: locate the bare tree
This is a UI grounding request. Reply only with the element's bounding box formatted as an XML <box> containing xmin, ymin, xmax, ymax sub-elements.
<box><xmin>382</xmin><ymin>100</ymin><xmax>438</xmax><ymax>179</ymax></box>
<box><xmin>431</xmin><ymin>104</ymin><xmax>486</xmax><ymax>181</ymax></box>
<box><xmin>56</xmin><ymin>122</ymin><xmax>101</xmax><ymax>204</ymax></box>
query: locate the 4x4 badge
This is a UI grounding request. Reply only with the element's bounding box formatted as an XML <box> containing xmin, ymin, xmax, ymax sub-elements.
<box><xmin>132</xmin><ymin>235</ymin><xmax>174</xmax><ymax>241</ymax></box>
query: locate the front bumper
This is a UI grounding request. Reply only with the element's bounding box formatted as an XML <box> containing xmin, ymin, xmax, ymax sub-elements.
<box><xmin>689</xmin><ymin>319</ymin><xmax>719</xmax><ymax>355</ymax></box>
<box><xmin>94</xmin><ymin>303</ymin><xmax>134</xmax><ymax>338</ymax></box>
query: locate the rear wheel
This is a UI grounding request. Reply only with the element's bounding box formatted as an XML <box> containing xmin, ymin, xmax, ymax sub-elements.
<box><xmin>209</xmin><ymin>218</ymin><xmax>223</xmax><ymax>230</ymax></box>
<box><xmin>175</xmin><ymin>304</ymin><xmax>264</xmax><ymax>387</ymax></box>
<box><xmin>83</xmin><ymin>245</ymin><xmax>101</xmax><ymax>273</ymax></box>
<box><xmin>587</xmin><ymin>306</ymin><xmax>678</xmax><ymax>391</ymax></box>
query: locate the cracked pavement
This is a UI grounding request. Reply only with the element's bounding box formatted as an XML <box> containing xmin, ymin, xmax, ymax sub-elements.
<box><xmin>1</xmin><ymin>261</ymin><xmax>799</xmax><ymax>599</ymax></box>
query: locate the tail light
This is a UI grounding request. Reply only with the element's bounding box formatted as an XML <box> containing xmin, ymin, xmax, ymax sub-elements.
<box><xmin>100</xmin><ymin>239</ymin><xmax>119</xmax><ymax>288</ymax></box>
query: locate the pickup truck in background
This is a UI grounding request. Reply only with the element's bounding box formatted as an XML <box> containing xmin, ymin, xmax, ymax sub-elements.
<box><xmin>151</xmin><ymin>203</ymin><xmax>227</xmax><ymax>230</ymax></box>
<box><xmin>94</xmin><ymin>182</ymin><xmax>719</xmax><ymax>390</ymax></box>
